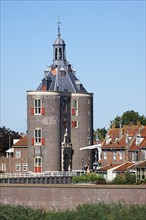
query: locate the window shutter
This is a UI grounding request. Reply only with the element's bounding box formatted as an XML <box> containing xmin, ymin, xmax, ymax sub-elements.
<box><xmin>41</xmin><ymin>138</ymin><xmax>45</xmax><ymax>145</ymax></box>
<box><xmin>31</xmin><ymin>138</ymin><xmax>34</xmax><ymax>145</ymax></box>
<box><xmin>41</xmin><ymin>108</ymin><xmax>45</xmax><ymax>115</ymax></box>
<box><xmin>72</xmin><ymin>121</ymin><xmax>75</xmax><ymax>128</ymax></box>
<box><xmin>31</xmin><ymin>108</ymin><xmax>34</xmax><ymax>115</ymax></box>
<box><xmin>72</xmin><ymin>108</ymin><xmax>75</xmax><ymax>116</ymax></box>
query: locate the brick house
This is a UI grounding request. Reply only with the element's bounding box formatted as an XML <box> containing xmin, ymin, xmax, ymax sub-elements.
<box><xmin>101</xmin><ymin>125</ymin><xmax>146</xmax><ymax>166</ymax></box>
<box><xmin>0</xmin><ymin>136</ymin><xmax>28</xmax><ymax>173</ymax></box>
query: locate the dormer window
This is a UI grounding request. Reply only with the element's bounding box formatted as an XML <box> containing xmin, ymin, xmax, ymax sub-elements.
<box><xmin>106</xmin><ymin>135</ymin><xmax>112</xmax><ymax>145</ymax></box>
<box><xmin>136</xmin><ymin>134</ymin><xmax>143</xmax><ymax>146</ymax></box>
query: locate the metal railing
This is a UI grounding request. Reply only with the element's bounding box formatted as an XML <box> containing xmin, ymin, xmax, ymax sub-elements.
<box><xmin>0</xmin><ymin>170</ymin><xmax>86</xmax><ymax>179</ymax></box>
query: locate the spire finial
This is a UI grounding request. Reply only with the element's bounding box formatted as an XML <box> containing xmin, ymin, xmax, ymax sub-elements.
<box><xmin>57</xmin><ymin>15</ymin><xmax>61</xmax><ymax>37</ymax></box>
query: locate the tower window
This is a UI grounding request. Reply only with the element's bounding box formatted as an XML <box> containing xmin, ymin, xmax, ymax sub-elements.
<box><xmin>74</xmin><ymin>99</ymin><xmax>78</xmax><ymax>116</ymax></box>
<box><xmin>55</xmin><ymin>48</ymin><xmax>57</xmax><ymax>59</ymax></box>
<box><xmin>34</xmin><ymin>157</ymin><xmax>42</xmax><ymax>172</ymax></box>
<box><xmin>59</xmin><ymin>48</ymin><xmax>62</xmax><ymax>59</ymax></box>
<box><xmin>34</xmin><ymin>98</ymin><xmax>42</xmax><ymax>114</ymax></box>
<box><xmin>72</xmin><ymin>120</ymin><xmax>78</xmax><ymax>128</ymax></box>
<box><xmin>34</xmin><ymin>129</ymin><xmax>42</xmax><ymax>145</ymax></box>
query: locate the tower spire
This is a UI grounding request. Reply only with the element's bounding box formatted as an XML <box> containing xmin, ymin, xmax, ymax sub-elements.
<box><xmin>57</xmin><ymin>15</ymin><xmax>61</xmax><ymax>37</ymax></box>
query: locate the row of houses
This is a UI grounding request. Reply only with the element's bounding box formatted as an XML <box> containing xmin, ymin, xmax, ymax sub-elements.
<box><xmin>0</xmin><ymin>124</ymin><xmax>146</xmax><ymax>181</ymax></box>
<box><xmin>96</xmin><ymin>124</ymin><xmax>146</xmax><ymax>181</ymax></box>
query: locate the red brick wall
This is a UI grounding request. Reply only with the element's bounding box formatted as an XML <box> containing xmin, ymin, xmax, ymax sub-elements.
<box><xmin>1</xmin><ymin>184</ymin><xmax>145</xmax><ymax>210</ymax></box>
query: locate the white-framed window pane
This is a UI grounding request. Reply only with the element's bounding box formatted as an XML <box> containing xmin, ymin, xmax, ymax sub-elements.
<box><xmin>34</xmin><ymin>129</ymin><xmax>42</xmax><ymax>144</ymax></box>
<box><xmin>103</xmin><ymin>151</ymin><xmax>107</xmax><ymax>159</ymax></box>
<box><xmin>132</xmin><ymin>152</ymin><xmax>138</xmax><ymax>162</ymax></box>
<box><xmin>119</xmin><ymin>150</ymin><xmax>122</xmax><ymax>160</ymax></box>
<box><xmin>113</xmin><ymin>151</ymin><xmax>116</xmax><ymax>160</ymax></box>
<box><xmin>23</xmin><ymin>163</ymin><xmax>28</xmax><ymax>171</ymax></box>
<box><xmin>1</xmin><ymin>163</ymin><xmax>6</xmax><ymax>171</ymax></box>
<box><xmin>34</xmin><ymin>157</ymin><xmax>42</xmax><ymax>167</ymax></box>
<box><xmin>15</xmin><ymin>163</ymin><xmax>21</xmax><ymax>171</ymax></box>
<box><xmin>16</xmin><ymin>150</ymin><xmax>21</xmax><ymax>158</ymax></box>
<box><xmin>74</xmin><ymin>99</ymin><xmax>78</xmax><ymax>116</ymax></box>
<box><xmin>34</xmin><ymin>98</ymin><xmax>41</xmax><ymax>114</ymax></box>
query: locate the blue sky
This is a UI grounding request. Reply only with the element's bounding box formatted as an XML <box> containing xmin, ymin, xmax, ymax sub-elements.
<box><xmin>1</xmin><ymin>0</ymin><xmax>145</xmax><ymax>133</ymax></box>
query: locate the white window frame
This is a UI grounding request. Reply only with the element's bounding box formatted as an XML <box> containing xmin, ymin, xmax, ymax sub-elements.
<box><xmin>132</xmin><ymin>151</ymin><xmax>138</xmax><ymax>162</ymax></box>
<box><xmin>34</xmin><ymin>98</ymin><xmax>42</xmax><ymax>115</ymax></box>
<box><xmin>113</xmin><ymin>151</ymin><xmax>116</xmax><ymax>160</ymax></box>
<box><xmin>22</xmin><ymin>163</ymin><xmax>28</xmax><ymax>172</ymax></box>
<box><xmin>103</xmin><ymin>150</ymin><xmax>107</xmax><ymax>160</ymax></box>
<box><xmin>74</xmin><ymin>98</ymin><xmax>78</xmax><ymax>116</ymax></box>
<box><xmin>75</xmin><ymin>120</ymin><xmax>78</xmax><ymax>128</ymax></box>
<box><xmin>1</xmin><ymin>163</ymin><xmax>6</xmax><ymax>171</ymax></box>
<box><xmin>119</xmin><ymin>150</ymin><xmax>122</xmax><ymax>160</ymax></box>
<box><xmin>34</xmin><ymin>128</ymin><xmax>42</xmax><ymax>145</ymax></box>
<box><xmin>34</xmin><ymin>157</ymin><xmax>42</xmax><ymax>167</ymax></box>
<box><xmin>15</xmin><ymin>163</ymin><xmax>21</xmax><ymax>172</ymax></box>
<box><xmin>16</xmin><ymin>150</ymin><xmax>21</xmax><ymax>158</ymax></box>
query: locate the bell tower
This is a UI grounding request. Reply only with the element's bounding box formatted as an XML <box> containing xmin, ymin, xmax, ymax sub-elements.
<box><xmin>53</xmin><ymin>17</ymin><xmax>67</xmax><ymax>65</ymax></box>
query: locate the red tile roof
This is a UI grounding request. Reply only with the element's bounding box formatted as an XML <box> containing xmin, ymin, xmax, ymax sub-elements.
<box><xmin>97</xmin><ymin>164</ymin><xmax>120</xmax><ymax>171</ymax></box>
<box><xmin>141</xmin><ymin>127</ymin><xmax>146</xmax><ymax>137</ymax></box>
<box><xmin>102</xmin><ymin>125</ymin><xmax>146</xmax><ymax>150</ymax></box>
<box><xmin>114</xmin><ymin>162</ymin><xmax>135</xmax><ymax>172</ymax></box>
<box><xmin>129</xmin><ymin>137</ymin><xmax>146</xmax><ymax>151</ymax></box>
<box><xmin>13</xmin><ymin>136</ymin><xmax>27</xmax><ymax>146</ymax></box>
<box><xmin>135</xmin><ymin>160</ymin><xmax>146</xmax><ymax>168</ymax></box>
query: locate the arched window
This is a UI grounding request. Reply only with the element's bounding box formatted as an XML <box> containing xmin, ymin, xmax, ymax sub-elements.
<box><xmin>55</xmin><ymin>48</ymin><xmax>57</xmax><ymax>59</ymax></box>
<box><xmin>59</xmin><ymin>48</ymin><xmax>62</xmax><ymax>59</ymax></box>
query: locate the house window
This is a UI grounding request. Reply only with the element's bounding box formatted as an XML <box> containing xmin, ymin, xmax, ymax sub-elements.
<box><xmin>119</xmin><ymin>150</ymin><xmax>122</xmax><ymax>160</ymax></box>
<box><xmin>15</xmin><ymin>163</ymin><xmax>21</xmax><ymax>172</ymax></box>
<box><xmin>22</xmin><ymin>163</ymin><xmax>28</xmax><ymax>172</ymax></box>
<box><xmin>113</xmin><ymin>151</ymin><xmax>116</xmax><ymax>160</ymax></box>
<box><xmin>34</xmin><ymin>129</ymin><xmax>42</xmax><ymax>145</ymax></box>
<box><xmin>16</xmin><ymin>150</ymin><xmax>21</xmax><ymax>158</ymax></box>
<box><xmin>1</xmin><ymin>163</ymin><xmax>6</xmax><ymax>171</ymax></box>
<box><xmin>34</xmin><ymin>98</ymin><xmax>42</xmax><ymax>114</ymax></box>
<box><xmin>132</xmin><ymin>151</ymin><xmax>138</xmax><ymax>162</ymax></box>
<box><xmin>103</xmin><ymin>150</ymin><xmax>107</xmax><ymax>160</ymax></box>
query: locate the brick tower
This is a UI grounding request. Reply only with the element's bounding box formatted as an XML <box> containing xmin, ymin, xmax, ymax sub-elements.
<box><xmin>27</xmin><ymin>22</ymin><xmax>93</xmax><ymax>172</ymax></box>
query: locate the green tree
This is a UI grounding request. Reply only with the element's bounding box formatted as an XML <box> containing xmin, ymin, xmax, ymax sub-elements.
<box><xmin>110</xmin><ymin>110</ymin><xmax>146</xmax><ymax>128</ymax></box>
<box><xmin>0</xmin><ymin>126</ymin><xmax>21</xmax><ymax>156</ymax></box>
<box><xmin>94</xmin><ymin>127</ymin><xmax>107</xmax><ymax>141</ymax></box>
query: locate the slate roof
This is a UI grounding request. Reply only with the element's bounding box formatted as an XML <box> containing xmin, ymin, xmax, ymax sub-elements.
<box><xmin>37</xmin><ymin>66</ymin><xmax>87</xmax><ymax>93</ymax></box>
<box><xmin>36</xmin><ymin>28</ymin><xmax>88</xmax><ymax>94</ymax></box>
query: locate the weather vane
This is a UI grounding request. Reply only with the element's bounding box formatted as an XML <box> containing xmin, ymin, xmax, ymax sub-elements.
<box><xmin>57</xmin><ymin>15</ymin><xmax>61</xmax><ymax>35</ymax></box>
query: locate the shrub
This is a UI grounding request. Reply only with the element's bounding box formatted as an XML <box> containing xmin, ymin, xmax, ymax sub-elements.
<box><xmin>111</xmin><ymin>172</ymin><xmax>136</xmax><ymax>185</ymax></box>
<box><xmin>125</xmin><ymin>171</ymin><xmax>136</xmax><ymax>184</ymax></box>
<box><xmin>111</xmin><ymin>174</ymin><xmax>127</xmax><ymax>184</ymax></box>
<box><xmin>72</xmin><ymin>173</ymin><xmax>105</xmax><ymax>184</ymax></box>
